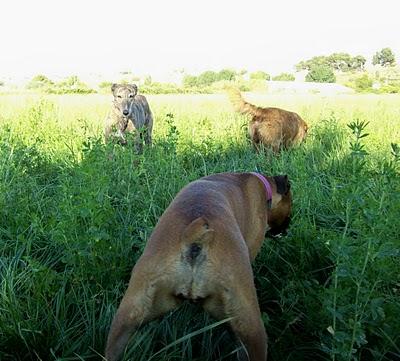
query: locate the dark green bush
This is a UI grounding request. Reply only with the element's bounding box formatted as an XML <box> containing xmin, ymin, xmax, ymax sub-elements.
<box><xmin>306</xmin><ymin>65</ymin><xmax>336</xmax><ymax>83</ymax></box>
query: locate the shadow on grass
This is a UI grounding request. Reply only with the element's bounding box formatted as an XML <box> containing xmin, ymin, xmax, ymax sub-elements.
<box><xmin>1</xmin><ymin>111</ymin><xmax>399</xmax><ymax>361</ymax></box>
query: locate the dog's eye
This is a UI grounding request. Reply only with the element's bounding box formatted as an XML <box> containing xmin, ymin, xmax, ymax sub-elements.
<box><xmin>129</xmin><ymin>94</ymin><xmax>134</xmax><ymax>98</ymax></box>
<box><xmin>117</xmin><ymin>95</ymin><xmax>122</xmax><ymax>99</ymax></box>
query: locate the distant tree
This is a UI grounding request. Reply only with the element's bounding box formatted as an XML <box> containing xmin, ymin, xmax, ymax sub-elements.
<box><xmin>144</xmin><ymin>76</ymin><xmax>152</xmax><ymax>85</ymax></box>
<box><xmin>27</xmin><ymin>74</ymin><xmax>54</xmax><ymax>89</ymax></box>
<box><xmin>0</xmin><ymin>80</ymin><xmax>4</xmax><ymax>87</ymax></box>
<box><xmin>297</xmin><ymin>53</ymin><xmax>367</xmax><ymax>72</ymax></box>
<box><xmin>60</xmin><ymin>75</ymin><xmax>80</xmax><ymax>87</ymax></box>
<box><xmin>351</xmin><ymin>55</ymin><xmax>367</xmax><ymax>71</ymax></box>
<box><xmin>373</xmin><ymin>48</ymin><xmax>396</xmax><ymax>67</ymax></box>
<box><xmin>182</xmin><ymin>69</ymin><xmax>237</xmax><ymax>88</ymax></box>
<box><xmin>56</xmin><ymin>76</ymin><xmax>95</xmax><ymax>94</ymax></box>
<box><xmin>99</xmin><ymin>81</ymin><xmax>113</xmax><ymax>90</ymax></box>
<box><xmin>197</xmin><ymin>71</ymin><xmax>218</xmax><ymax>86</ymax></box>
<box><xmin>250</xmin><ymin>71</ymin><xmax>271</xmax><ymax>80</ymax></box>
<box><xmin>217</xmin><ymin>69</ymin><xmax>236</xmax><ymax>81</ymax></box>
<box><xmin>295</xmin><ymin>56</ymin><xmax>329</xmax><ymax>71</ymax></box>
<box><xmin>182</xmin><ymin>75</ymin><xmax>198</xmax><ymax>88</ymax></box>
<box><xmin>272</xmin><ymin>72</ymin><xmax>295</xmax><ymax>81</ymax></box>
<box><xmin>327</xmin><ymin>53</ymin><xmax>353</xmax><ymax>71</ymax></box>
<box><xmin>305</xmin><ymin>65</ymin><xmax>336</xmax><ymax>83</ymax></box>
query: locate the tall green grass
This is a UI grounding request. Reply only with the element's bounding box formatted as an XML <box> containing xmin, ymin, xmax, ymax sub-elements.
<box><xmin>0</xmin><ymin>93</ymin><xmax>399</xmax><ymax>361</ymax></box>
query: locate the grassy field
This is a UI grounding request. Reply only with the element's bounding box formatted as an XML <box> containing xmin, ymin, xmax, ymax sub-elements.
<box><xmin>0</xmin><ymin>92</ymin><xmax>399</xmax><ymax>361</ymax></box>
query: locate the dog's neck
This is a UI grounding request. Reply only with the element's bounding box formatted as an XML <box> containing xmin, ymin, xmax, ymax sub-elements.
<box><xmin>250</xmin><ymin>172</ymin><xmax>272</xmax><ymax>209</ymax></box>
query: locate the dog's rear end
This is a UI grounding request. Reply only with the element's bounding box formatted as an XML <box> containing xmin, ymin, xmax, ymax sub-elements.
<box><xmin>105</xmin><ymin>173</ymin><xmax>292</xmax><ymax>361</ymax></box>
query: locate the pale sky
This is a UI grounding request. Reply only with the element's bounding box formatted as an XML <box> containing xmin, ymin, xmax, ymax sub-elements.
<box><xmin>1</xmin><ymin>0</ymin><xmax>399</xmax><ymax>81</ymax></box>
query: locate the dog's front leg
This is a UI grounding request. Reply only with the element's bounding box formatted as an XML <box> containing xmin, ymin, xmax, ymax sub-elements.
<box><xmin>105</xmin><ymin>280</ymin><xmax>152</xmax><ymax>361</ymax></box>
<box><xmin>144</xmin><ymin>127</ymin><xmax>152</xmax><ymax>146</ymax></box>
<box><xmin>133</xmin><ymin>131</ymin><xmax>143</xmax><ymax>153</ymax></box>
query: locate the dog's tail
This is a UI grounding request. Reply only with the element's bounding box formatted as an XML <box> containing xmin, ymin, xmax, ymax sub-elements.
<box><xmin>181</xmin><ymin>217</ymin><xmax>214</xmax><ymax>264</ymax></box>
<box><xmin>226</xmin><ymin>87</ymin><xmax>264</xmax><ymax>117</ymax></box>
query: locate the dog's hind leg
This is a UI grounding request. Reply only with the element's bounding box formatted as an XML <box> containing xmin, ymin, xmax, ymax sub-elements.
<box><xmin>227</xmin><ymin>288</ymin><xmax>268</xmax><ymax>361</ymax></box>
<box><xmin>105</xmin><ymin>268</ymin><xmax>179</xmax><ymax>361</ymax></box>
<box><xmin>202</xmin><ymin>256</ymin><xmax>267</xmax><ymax>361</ymax></box>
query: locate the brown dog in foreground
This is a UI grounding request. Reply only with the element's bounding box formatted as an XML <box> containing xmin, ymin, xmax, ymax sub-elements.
<box><xmin>227</xmin><ymin>88</ymin><xmax>308</xmax><ymax>152</ymax></box>
<box><xmin>105</xmin><ymin>172</ymin><xmax>292</xmax><ymax>361</ymax></box>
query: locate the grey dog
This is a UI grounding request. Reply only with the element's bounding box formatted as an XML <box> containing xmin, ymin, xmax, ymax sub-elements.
<box><xmin>104</xmin><ymin>84</ymin><xmax>153</xmax><ymax>152</ymax></box>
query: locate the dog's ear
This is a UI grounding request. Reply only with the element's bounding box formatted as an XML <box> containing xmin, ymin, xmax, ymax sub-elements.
<box><xmin>273</xmin><ymin>175</ymin><xmax>291</xmax><ymax>195</ymax></box>
<box><xmin>129</xmin><ymin>84</ymin><xmax>138</xmax><ymax>95</ymax></box>
<box><xmin>111</xmin><ymin>83</ymin><xmax>119</xmax><ymax>95</ymax></box>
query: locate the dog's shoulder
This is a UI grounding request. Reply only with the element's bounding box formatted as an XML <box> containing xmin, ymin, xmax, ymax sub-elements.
<box><xmin>134</xmin><ymin>94</ymin><xmax>150</xmax><ymax>106</ymax></box>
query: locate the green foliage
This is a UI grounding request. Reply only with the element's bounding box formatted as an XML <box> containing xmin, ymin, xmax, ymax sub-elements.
<box><xmin>272</xmin><ymin>72</ymin><xmax>295</xmax><ymax>81</ymax></box>
<box><xmin>99</xmin><ymin>81</ymin><xmax>113</xmax><ymax>90</ymax></box>
<box><xmin>182</xmin><ymin>74</ymin><xmax>198</xmax><ymax>88</ymax></box>
<box><xmin>182</xmin><ymin>69</ymin><xmax>238</xmax><ymax>88</ymax></box>
<box><xmin>353</xmin><ymin>74</ymin><xmax>373</xmax><ymax>92</ymax></box>
<box><xmin>249</xmin><ymin>71</ymin><xmax>271</xmax><ymax>81</ymax></box>
<box><xmin>141</xmin><ymin>82</ymin><xmax>217</xmax><ymax>94</ymax></box>
<box><xmin>296</xmin><ymin>53</ymin><xmax>367</xmax><ymax>72</ymax></box>
<box><xmin>345</xmin><ymin>67</ymin><xmax>400</xmax><ymax>94</ymax></box>
<box><xmin>378</xmin><ymin>82</ymin><xmax>400</xmax><ymax>94</ymax></box>
<box><xmin>26</xmin><ymin>74</ymin><xmax>55</xmax><ymax>89</ymax></box>
<box><xmin>372</xmin><ymin>48</ymin><xmax>396</xmax><ymax>67</ymax></box>
<box><xmin>351</xmin><ymin>55</ymin><xmax>367</xmax><ymax>71</ymax></box>
<box><xmin>0</xmin><ymin>94</ymin><xmax>399</xmax><ymax>361</ymax></box>
<box><xmin>197</xmin><ymin>71</ymin><xmax>218</xmax><ymax>86</ymax></box>
<box><xmin>306</xmin><ymin>65</ymin><xmax>336</xmax><ymax>83</ymax></box>
<box><xmin>26</xmin><ymin>74</ymin><xmax>95</xmax><ymax>94</ymax></box>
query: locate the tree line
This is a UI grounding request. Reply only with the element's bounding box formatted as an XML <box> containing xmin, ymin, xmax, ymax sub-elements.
<box><xmin>15</xmin><ymin>47</ymin><xmax>398</xmax><ymax>93</ymax></box>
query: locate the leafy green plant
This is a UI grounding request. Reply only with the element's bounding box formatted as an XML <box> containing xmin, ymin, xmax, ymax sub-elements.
<box><xmin>306</xmin><ymin>65</ymin><xmax>336</xmax><ymax>83</ymax></box>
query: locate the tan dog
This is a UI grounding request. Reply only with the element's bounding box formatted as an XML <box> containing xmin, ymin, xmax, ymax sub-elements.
<box><xmin>227</xmin><ymin>88</ymin><xmax>308</xmax><ymax>152</ymax></box>
<box><xmin>105</xmin><ymin>84</ymin><xmax>153</xmax><ymax>152</ymax></box>
<box><xmin>105</xmin><ymin>172</ymin><xmax>292</xmax><ymax>361</ymax></box>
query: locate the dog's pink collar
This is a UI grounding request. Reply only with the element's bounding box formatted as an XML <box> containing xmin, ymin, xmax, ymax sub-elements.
<box><xmin>250</xmin><ymin>172</ymin><xmax>273</xmax><ymax>206</ymax></box>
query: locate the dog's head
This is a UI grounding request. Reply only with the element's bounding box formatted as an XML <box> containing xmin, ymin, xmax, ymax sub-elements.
<box><xmin>267</xmin><ymin>175</ymin><xmax>292</xmax><ymax>235</ymax></box>
<box><xmin>111</xmin><ymin>83</ymin><xmax>138</xmax><ymax>118</ymax></box>
<box><xmin>299</xmin><ymin>120</ymin><xmax>309</xmax><ymax>141</ymax></box>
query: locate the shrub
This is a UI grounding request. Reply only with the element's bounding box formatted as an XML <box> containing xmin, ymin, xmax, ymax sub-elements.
<box><xmin>353</xmin><ymin>74</ymin><xmax>373</xmax><ymax>92</ymax></box>
<box><xmin>183</xmin><ymin>69</ymin><xmax>238</xmax><ymax>89</ymax></box>
<box><xmin>26</xmin><ymin>75</ymin><xmax>96</xmax><ymax>94</ymax></box>
<box><xmin>26</xmin><ymin>74</ymin><xmax>54</xmax><ymax>90</ymax></box>
<box><xmin>250</xmin><ymin>71</ymin><xmax>271</xmax><ymax>81</ymax></box>
<box><xmin>183</xmin><ymin>75</ymin><xmax>199</xmax><ymax>88</ymax></box>
<box><xmin>272</xmin><ymin>72</ymin><xmax>295</xmax><ymax>81</ymax></box>
<box><xmin>306</xmin><ymin>65</ymin><xmax>336</xmax><ymax>83</ymax></box>
<box><xmin>379</xmin><ymin>82</ymin><xmax>400</xmax><ymax>94</ymax></box>
<box><xmin>99</xmin><ymin>81</ymin><xmax>113</xmax><ymax>90</ymax></box>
